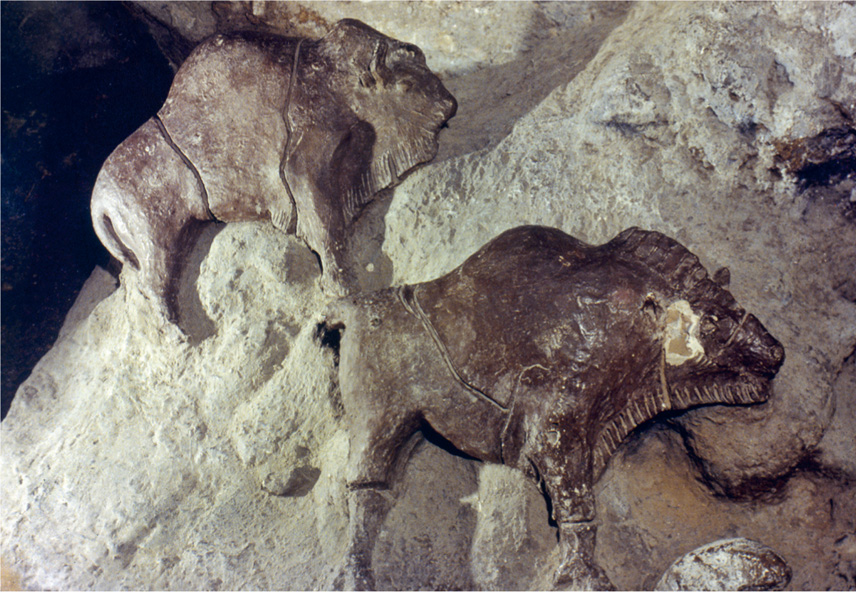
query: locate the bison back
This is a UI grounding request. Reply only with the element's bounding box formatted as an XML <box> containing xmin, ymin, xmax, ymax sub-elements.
<box><xmin>413</xmin><ymin>226</ymin><xmax>600</xmax><ymax>408</ymax></box>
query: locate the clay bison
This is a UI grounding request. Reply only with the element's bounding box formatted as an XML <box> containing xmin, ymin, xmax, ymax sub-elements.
<box><xmin>90</xmin><ymin>20</ymin><xmax>456</xmax><ymax>328</ymax></box>
<box><xmin>320</xmin><ymin>225</ymin><xmax>785</xmax><ymax>589</ymax></box>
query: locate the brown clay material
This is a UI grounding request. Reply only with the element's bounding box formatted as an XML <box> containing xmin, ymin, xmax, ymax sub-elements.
<box><xmin>91</xmin><ymin>20</ymin><xmax>456</xmax><ymax>325</ymax></box>
<box><xmin>322</xmin><ymin>225</ymin><xmax>785</xmax><ymax>590</ymax></box>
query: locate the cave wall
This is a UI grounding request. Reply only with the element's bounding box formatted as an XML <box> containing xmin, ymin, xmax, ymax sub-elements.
<box><xmin>2</xmin><ymin>2</ymin><xmax>855</xmax><ymax>589</ymax></box>
<box><xmin>0</xmin><ymin>1</ymin><xmax>174</xmax><ymax>419</ymax></box>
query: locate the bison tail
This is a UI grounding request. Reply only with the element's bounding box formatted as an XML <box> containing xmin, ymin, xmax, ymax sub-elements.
<box><xmin>91</xmin><ymin>179</ymin><xmax>141</xmax><ymax>271</ymax></box>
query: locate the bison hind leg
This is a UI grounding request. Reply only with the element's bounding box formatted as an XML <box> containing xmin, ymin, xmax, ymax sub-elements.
<box><xmin>91</xmin><ymin>196</ymin><xmax>184</xmax><ymax>330</ymax></box>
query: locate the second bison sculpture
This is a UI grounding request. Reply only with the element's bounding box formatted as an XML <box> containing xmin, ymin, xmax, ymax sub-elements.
<box><xmin>321</xmin><ymin>225</ymin><xmax>785</xmax><ymax>590</ymax></box>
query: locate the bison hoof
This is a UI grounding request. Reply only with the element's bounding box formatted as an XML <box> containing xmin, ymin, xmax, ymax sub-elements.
<box><xmin>553</xmin><ymin>557</ymin><xmax>615</xmax><ymax>591</ymax></box>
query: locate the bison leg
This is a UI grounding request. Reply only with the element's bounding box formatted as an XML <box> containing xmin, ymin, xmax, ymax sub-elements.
<box><xmin>554</xmin><ymin>522</ymin><xmax>614</xmax><ymax>590</ymax></box>
<box><xmin>336</xmin><ymin>487</ymin><xmax>391</xmax><ymax>591</ymax></box>
<box><xmin>92</xmin><ymin>195</ymin><xmax>180</xmax><ymax>327</ymax></box>
<box><xmin>339</xmin><ymin>423</ymin><xmax>420</xmax><ymax>590</ymax></box>
<box><xmin>147</xmin><ymin>219</ymin><xmax>210</xmax><ymax>330</ymax></box>
<box><xmin>100</xmin><ymin>209</ymin><xmax>206</xmax><ymax>335</ymax></box>
<box><xmin>330</xmin><ymin>294</ymin><xmax>453</xmax><ymax>588</ymax></box>
<box><xmin>338</xmin><ymin>407</ymin><xmax>421</xmax><ymax>590</ymax></box>
<box><xmin>299</xmin><ymin>208</ymin><xmax>357</xmax><ymax>298</ymax></box>
<box><xmin>90</xmin><ymin>118</ymin><xmax>212</xmax><ymax>333</ymax></box>
<box><xmin>535</xmin><ymin>443</ymin><xmax>614</xmax><ymax>590</ymax></box>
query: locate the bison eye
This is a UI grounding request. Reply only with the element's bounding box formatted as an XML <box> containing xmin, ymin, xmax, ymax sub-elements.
<box><xmin>396</xmin><ymin>43</ymin><xmax>422</xmax><ymax>61</ymax></box>
<box><xmin>700</xmin><ymin>316</ymin><xmax>718</xmax><ymax>336</ymax></box>
<box><xmin>642</xmin><ymin>295</ymin><xmax>662</xmax><ymax>321</ymax></box>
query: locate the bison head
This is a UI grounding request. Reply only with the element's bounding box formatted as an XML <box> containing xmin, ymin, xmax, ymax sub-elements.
<box><xmin>589</xmin><ymin>228</ymin><xmax>785</xmax><ymax>479</ymax></box>
<box><xmin>289</xmin><ymin>19</ymin><xmax>457</xmax><ymax>223</ymax></box>
<box><xmin>615</xmin><ymin>228</ymin><xmax>785</xmax><ymax>411</ymax></box>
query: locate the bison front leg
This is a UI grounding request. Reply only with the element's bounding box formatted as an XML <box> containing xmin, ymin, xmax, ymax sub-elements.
<box><xmin>554</xmin><ymin>520</ymin><xmax>613</xmax><ymax>591</ymax></box>
<box><xmin>336</xmin><ymin>417</ymin><xmax>421</xmax><ymax>590</ymax></box>
<box><xmin>329</xmin><ymin>295</ymin><xmax>432</xmax><ymax>589</ymax></box>
<box><xmin>336</xmin><ymin>406</ymin><xmax>421</xmax><ymax>590</ymax></box>
<box><xmin>536</xmin><ymin>443</ymin><xmax>614</xmax><ymax>590</ymax></box>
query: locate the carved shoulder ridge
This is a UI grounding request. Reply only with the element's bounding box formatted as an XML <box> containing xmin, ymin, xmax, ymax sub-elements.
<box><xmin>398</xmin><ymin>284</ymin><xmax>509</xmax><ymax>412</ymax></box>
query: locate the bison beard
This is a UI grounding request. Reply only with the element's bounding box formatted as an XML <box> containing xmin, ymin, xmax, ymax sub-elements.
<box><xmin>323</xmin><ymin>225</ymin><xmax>785</xmax><ymax>590</ymax></box>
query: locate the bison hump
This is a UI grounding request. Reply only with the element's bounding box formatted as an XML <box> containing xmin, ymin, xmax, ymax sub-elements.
<box><xmin>413</xmin><ymin>226</ymin><xmax>594</xmax><ymax>408</ymax></box>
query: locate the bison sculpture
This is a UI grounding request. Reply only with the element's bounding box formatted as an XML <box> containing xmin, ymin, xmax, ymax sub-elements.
<box><xmin>90</xmin><ymin>19</ymin><xmax>456</xmax><ymax>328</ymax></box>
<box><xmin>320</xmin><ymin>225</ymin><xmax>785</xmax><ymax>589</ymax></box>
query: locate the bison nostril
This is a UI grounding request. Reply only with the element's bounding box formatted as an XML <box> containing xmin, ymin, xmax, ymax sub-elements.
<box><xmin>771</xmin><ymin>344</ymin><xmax>785</xmax><ymax>365</ymax></box>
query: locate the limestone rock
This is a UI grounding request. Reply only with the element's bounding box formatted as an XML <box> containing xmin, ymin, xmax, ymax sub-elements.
<box><xmin>2</xmin><ymin>225</ymin><xmax>346</xmax><ymax>590</ymax></box>
<box><xmin>3</xmin><ymin>2</ymin><xmax>855</xmax><ymax>590</ymax></box>
<box><xmin>654</xmin><ymin>538</ymin><xmax>791</xmax><ymax>591</ymax></box>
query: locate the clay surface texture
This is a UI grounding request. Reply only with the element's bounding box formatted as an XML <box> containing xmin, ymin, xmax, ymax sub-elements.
<box><xmin>323</xmin><ymin>225</ymin><xmax>785</xmax><ymax>589</ymax></box>
<box><xmin>3</xmin><ymin>3</ymin><xmax>855</xmax><ymax>590</ymax></box>
<box><xmin>90</xmin><ymin>19</ymin><xmax>456</xmax><ymax>326</ymax></box>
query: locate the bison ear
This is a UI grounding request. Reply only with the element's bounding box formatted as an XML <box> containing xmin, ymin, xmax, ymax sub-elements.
<box><xmin>713</xmin><ymin>267</ymin><xmax>731</xmax><ymax>288</ymax></box>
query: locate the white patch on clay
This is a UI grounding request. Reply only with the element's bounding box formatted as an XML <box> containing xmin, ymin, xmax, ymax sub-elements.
<box><xmin>654</xmin><ymin>537</ymin><xmax>791</xmax><ymax>591</ymax></box>
<box><xmin>662</xmin><ymin>300</ymin><xmax>705</xmax><ymax>366</ymax></box>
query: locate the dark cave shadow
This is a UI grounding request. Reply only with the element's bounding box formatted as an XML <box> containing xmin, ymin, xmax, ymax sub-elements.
<box><xmin>0</xmin><ymin>2</ymin><xmax>174</xmax><ymax>419</ymax></box>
